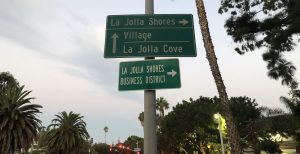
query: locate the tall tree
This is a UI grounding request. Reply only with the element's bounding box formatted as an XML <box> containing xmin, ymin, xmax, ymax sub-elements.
<box><xmin>156</xmin><ymin>97</ymin><xmax>169</xmax><ymax>128</ymax></box>
<box><xmin>230</xmin><ymin>96</ymin><xmax>300</xmax><ymax>153</ymax></box>
<box><xmin>78</xmin><ymin>139</ymin><xmax>92</xmax><ymax>154</ymax></box>
<box><xmin>280</xmin><ymin>95</ymin><xmax>300</xmax><ymax>142</ymax></box>
<box><xmin>195</xmin><ymin>0</ymin><xmax>242</xmax><ymax>153</ymax></box>
<box><xmin>138</xmin><ymin>112</ymin><xmax>144</xmax><ymax>127</ymax></box>
<box><xmin>123</xmin><ymin>135</ymin><xmax>144</xmax><ymax>151</ymax></box>
<box><xmin>159</xmin><ymin>97</ymin><xmax>220</xmax><ymax>153</ymax></box>
<box><xmin>0</xmin><ymin>72</ymin><xmax>19</xmax><ymax>98</ymax></box>
<box><xmin>219</xmin><ymin>0</ymin><xmax>300</xmax><ymax>87</ymax></box>
<box><xmin>44</xmin><ymin>111</ymin><xmax>89</xmax><ymax>154</ymax></box>
<box><xmin>138</xmin><ymin>97</ymin><xmax>169</xmax><ymax>127</ymax></box>
<box><xmin>92</xmin><ymin>143</ymin><xmax>109</xmax><ymax>154</ymax></box>
<box><xmin>0</xmin><ymin>85</ymin><xmax>42</xmax><ymax>154</ymax></box>
<box><xmin>159</xmin><ymin>96</ymin><xmax>292</xmax><ymax>153</ymax></box>
<box><xmin>230</xmin><ymin>97</ymin><xmax>281</xmax><ymax>153</ymax></box>
<box><xmin>156</xmin><ymin>97</ymin><xmax>169</xmax><ymax>118</ymax></box>
<box><xmin>281</xmin><ymin>96</ymin><xmax>300</xmax><ymax>121</ymax></box>
<box><xmin>35</xmin><ymin>126</ymin><xmax>48</xmax><ymax>153</ymax></box>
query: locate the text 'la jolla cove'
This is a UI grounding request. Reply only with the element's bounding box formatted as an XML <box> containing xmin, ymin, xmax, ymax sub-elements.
<box><xmin>104</xmin><ymin>14</ymin><xmax>197</xmax><ymax>58</ymax></box>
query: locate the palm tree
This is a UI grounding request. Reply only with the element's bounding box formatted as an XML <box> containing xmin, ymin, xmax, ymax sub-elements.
<box><xmin>280</xmin><ymin>95</ymin><xmax>300</xmax><ymax>151</ymax></box>
<box><xmin>34</xmin><ymin>126</ymin><xmax>48</xmax><ymax>153</ymax></box>
<box><xmin>268</xmin><ymin>59</ymin><xmax>296</xmax><ymax>86</ymax></box>
<box><xmin>138</xmin><ymin>112</ymin><xmax>144</xmax><ymax>127</ymax></box>
<box><xmin>156</xmin><ymin>97</ymin><xmax>169</xmax><ymax>128</ymax></box>
<box><xmin>156</xmin><ymin>97</ymin><xmax>169</xmax><ymax>118</ymax></box>
<box><xmin>45</xmin><ymin>111</ymin><xmax>89</xmax><ymax>154</ymax></box>
<box><xmin>0</xmin><ymin>85</ymin><xmax>42</xmax><ymax>154</ymax></box>
<box><xmin>280</xmin><ymin>96</ymin><xmax>300</xmax><ymax>126</ymax></box>
<box><xmin>0</xmin><ymin>72</ymin><xmax>19</xmax><ymax>98</ymax></box>
<box><xmin>138</xmin><ymin>97</ymin><xmax>169</xmax><ymax>128</ymax></box>
<box><xmin>195</xmin><ymin>0</ymin><xmax>242</xmax><ymax>153</ymax></box>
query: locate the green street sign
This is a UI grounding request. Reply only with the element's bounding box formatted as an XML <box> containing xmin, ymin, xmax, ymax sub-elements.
<box><xmin>119</xmin><ymin>59</ymin><xmax>181</xmax><ymax>91</ymax></box>
<box><xmin>104</xmin><ymin>14</ymin><xmax>197</xmax><ymax>58</ymax></box>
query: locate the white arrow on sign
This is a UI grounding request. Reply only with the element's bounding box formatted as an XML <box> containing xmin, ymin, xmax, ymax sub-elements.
<box><xmin>111</xmin><ymin>33</ymin><xmax>119</xmax><ymax>54</ymax></box>
<box><xmin>178</xmin><ymin>19</ymin><xmax>189</xmax><ymax>26</ymax></box>
<box><xmin>167</xmin><ymin>70</ymin><xmax>177</xmax><ymax>77</ymax></box>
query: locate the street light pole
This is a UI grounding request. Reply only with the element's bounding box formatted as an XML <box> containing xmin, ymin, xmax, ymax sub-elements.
<box><xmin>89</xmin><ymin>138</ymin><xmax>93</xmax><ymax>154</ymax></box>
<box><xmin>215</xmin><ymin>113</ymin><xmax>225</xmax><ymax>154</ymax></box>
<box><xmin>218</xmin><ymin>118</ymin><xmax>225</xmax><ymax>154</ymax></box>
<box><xmin>104</xmin><ymin>126</ymin><xmax>109</xmax><ymax>144</ymax></box>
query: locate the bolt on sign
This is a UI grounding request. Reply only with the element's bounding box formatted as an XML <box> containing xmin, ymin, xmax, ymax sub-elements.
<box><xmin>119</xmin><ymin>59</ymin><xmax>181</xmax><ymax>90</ymax></box>
<box><xmin>104</xmin><ymin>14</ymin><xmax>197</xmax><ymax>58</ymax></box>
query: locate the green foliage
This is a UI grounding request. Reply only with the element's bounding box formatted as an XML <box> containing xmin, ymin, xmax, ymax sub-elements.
<box><xmin>230</xmin><ymin>96</ymin><xmax>300</xmax><ymax>153</ymax></box>
<box><xmin>138</xmin><ymin>112</ymin><xmax>144</xmax><ymax>126</ymax></box>
<box><xmin>280</xmin><ymin>95</ymin><xmax>300</xmax><ymax>142</ymax></box>
<box><xmin>34</xmin><ymin>126</ymin><xmax>49</xmax><ymax>153</ymax></box>
<box><xmin>79</xmin><ymin>139</ymin><xmax>92</xmax><ymax>154</ymax></box>
<box><xmin>159</xmin><ymin>96</ymin><xmax>220</xmax><ymax>153</ymax></box>
<box><xmin>219</xmin><ymin>0</ymin><xmax>300</xmax><ymax>87</ymax></box>
<box><xmin>123</xmin><ymin>135</ymin><xmax>143</xmax><ymax>150</ymax></box>
<box><xmin>230</xmin><ymin>97</ymin><xmax>262</xmax><ymax>134</ymax></box>
<box><xmin>92</xmin><ymin>143</ymin><xmax>109</xmax><ymax>154</ymax></box>
<box><xmin>230</xmin><ymin>97</ymin><xmax>271</xmax><ymax>152</ymax></box>
<box><xmin>0</xmin><ymin>72</ymin><xmax>19</xmax><ymax>98</ymax></box>
<box><xmin>0</xmin><ymin>85</ymin><xmax>42</xmax><ymax>154</ymax></box>
<box><xmin>30</xmin><ymin>151</ymin><xmax>45</xmax><ymax>154</ymax></box>
<box><xmin>138</xmin><ymin>97</ymin><xmax>170</xmax><ymax>127</ymax></box>
<box><xmin>44</xmin><ymin>111</ymin><xmax>89</xmax><ymax>154</ymax></box>
<box><xmin>156</xmin><ymin>97</ymin><xmax>169</xmax><ymax>117</ymax></box>
<box><xmin>158</xmin><ymin>96</ymin><xmax>300</xmax><ymax>153</ymax></box>
<box><xmin>260</xmin><ymin>139</ymin><xmax>282</xmax><ymax>154</ymax></box>
<box><xmin>281</xmin><ymin>95</ymin><xmax>300</xmax><ymax>120</ymax></box>
<box><xmin>156</xmin><ymin>97</ymin><xmax>170</xmax><ymax>127</ymax></box>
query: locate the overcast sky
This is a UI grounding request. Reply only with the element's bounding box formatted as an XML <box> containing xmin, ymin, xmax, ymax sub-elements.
<box><xmin>1</xmin><ymin>0</ymin><xmax>299</xmax><ymax>144</ymax></box>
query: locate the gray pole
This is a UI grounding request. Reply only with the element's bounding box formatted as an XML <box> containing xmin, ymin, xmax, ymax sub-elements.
<box><xmin>144</xmin><ymin>91</ymin><xmax>157</xmax><ymax>153</ymax></box>
<box><xmin>145</xmin><ymin>0</ymin><xmax>154</xmax><ymax>14</ymax></box>
<box><xmin>218</xmin><ymin>118</ymin><xmax>225</xmax><ymax>154</ymax></box>
<box><xmin>144</xmin><ymin>0</ymin><xmax>157</xmax><ymax>154</ymax></box>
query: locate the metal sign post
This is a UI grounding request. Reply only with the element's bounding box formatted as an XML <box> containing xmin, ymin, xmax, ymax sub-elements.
<box><xmin>144</xmin><ymin>0</ymin><xmax>157</xmax><ymax>153</ymax></box>
<box><xmin>104</xmin><ymin>0</ymin><xmax>197</xmax><ymax>153</ymax></box>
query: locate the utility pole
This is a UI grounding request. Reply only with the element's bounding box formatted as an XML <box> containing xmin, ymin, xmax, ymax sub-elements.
<box><xmin>144</xmin><ymin>0</ymin><xmax>157</xmax><ymax>154</ymax></box>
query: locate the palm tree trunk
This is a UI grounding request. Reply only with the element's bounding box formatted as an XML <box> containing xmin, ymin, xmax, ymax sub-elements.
<box><xmin>195</xmin><ymin>0</ymin><xmax>242</xmax><ymax>153</ymax></box>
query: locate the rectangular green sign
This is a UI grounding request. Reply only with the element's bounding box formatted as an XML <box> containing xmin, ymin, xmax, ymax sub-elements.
<box><xmin>104</xmin><ymin>14</ymin><xmax>197</xmax><ymax>58</ymax></box>
<box><xmin>119</xmin><ymin>59</ymin><xmax>181</xmax><ymax>90</ymax></box>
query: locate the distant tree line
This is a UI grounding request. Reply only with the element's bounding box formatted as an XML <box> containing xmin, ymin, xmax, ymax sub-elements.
<box><xmin>152</xmin><ymin>96</ymin><xmax>299</xmax><ymax>153</ymax></box>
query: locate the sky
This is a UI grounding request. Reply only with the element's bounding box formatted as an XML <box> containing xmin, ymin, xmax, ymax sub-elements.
<box><xmin>0</xmin><ymin>0</ymin><xmax>299</xmax><ymax>144</ymax></box>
